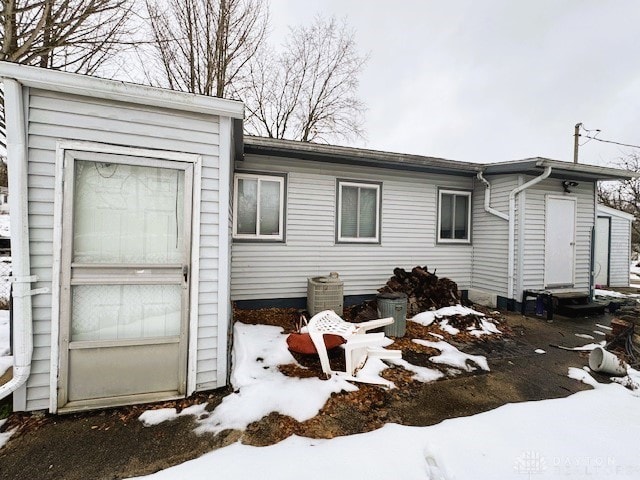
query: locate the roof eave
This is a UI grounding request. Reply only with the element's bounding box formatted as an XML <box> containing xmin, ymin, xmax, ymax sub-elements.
<box><xmin>0</xmin><ymin>62</ymin><xmax>244</xmax><ymax>119</ymax></box>
<box><xmin>243</xmin><ymin>136</ymin><xmax>480</xmax><ymax>176</ymax></box>
<box><xmin>482</xmin><ymin>157</ymin><xmax>638</xmax><ymax>181</ymax></box>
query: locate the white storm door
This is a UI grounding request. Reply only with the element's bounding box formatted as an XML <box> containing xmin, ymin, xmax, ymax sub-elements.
<box><xmin>58</xmin><ymin>151</ymin><xmax>193</xmax><ymax>410</ymax></box>
<box><xmin>545</xmin><ymin>196</ymin><xmax>576</xmax><ymax>288</ymax></box>
<box><xmin>595</xmin><ymin>217</ymin><xmax>611</xmax><ymax>286</ymax></box>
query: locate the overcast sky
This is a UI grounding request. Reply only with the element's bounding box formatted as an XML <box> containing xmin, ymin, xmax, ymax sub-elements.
<box><xmin>268</xmin><ymin>1</ymin><xmax>640</xmax><ymax>166</ymax></box>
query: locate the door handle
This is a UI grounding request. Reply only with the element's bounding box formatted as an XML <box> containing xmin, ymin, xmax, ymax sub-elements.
<box><xmin>183</xmin><ymin>265</ymin><xmax>189</xmax><ymax>283</ymax></box>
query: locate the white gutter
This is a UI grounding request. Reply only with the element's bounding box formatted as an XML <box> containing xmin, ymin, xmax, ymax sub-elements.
<box><xmin>0</xmin><ymin>78</ymin><xmax>35</xmax><ymax>401</ymax></box>
<box><xmin>507</xmin><ymin>166</ymin><xmax>552</xmax><ymax>300</ymax></box>
<box><xmin>476</xmin><ymin>172</ymin><xmax>509</xmax><ymax>221</ymax></box>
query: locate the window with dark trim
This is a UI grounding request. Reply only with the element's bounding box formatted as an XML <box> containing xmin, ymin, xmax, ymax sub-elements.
<box><xmin>233</xmin><ymin>173</ymin><xmax>285</xmax><ymax>241</ymax></box>
<box><xmin>337</xmin><ymin>180</ymin><xmax>381</xmax><ymax>243</ymax></box>
<box><xmin>438</xmin><ymin>189</ymin><xmax>471</xmax><ymax>243</ymax></box>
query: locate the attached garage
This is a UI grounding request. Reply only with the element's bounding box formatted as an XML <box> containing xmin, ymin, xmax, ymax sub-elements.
<box><xmin>0</xmin><ymin>62</ymin><xmax>243</xmax><ymax>412</ymax></box>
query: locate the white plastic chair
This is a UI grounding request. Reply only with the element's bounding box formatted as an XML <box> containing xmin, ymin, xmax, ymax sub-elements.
<box><xmin>306</xmin><ymin>310</ymin><xmax>402</xmax><ymax>382</ymax></box>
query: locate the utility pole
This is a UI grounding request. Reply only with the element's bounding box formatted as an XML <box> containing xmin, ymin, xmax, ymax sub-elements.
<box><xmin>573</xmin><ymin>122</ymin><xmax>582</xmax><ymax>163</ymax></box>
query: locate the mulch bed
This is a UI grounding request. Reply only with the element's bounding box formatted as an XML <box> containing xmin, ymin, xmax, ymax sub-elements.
<box><xmin>232</xmin><ymin>302</ymin><xmax>513</xmax><ymax>445</ymax></box>
<box><xmin>1</xmin><ymin>303</ymin><xmax>512</xmax><ymax>445</ymax></box>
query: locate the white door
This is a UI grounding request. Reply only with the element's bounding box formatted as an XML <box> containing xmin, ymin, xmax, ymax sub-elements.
<box><xmin>595</xmin><ymin>217</ymin><xmax>611</xmax><ymax>286</ymax></box>
<box><xmin>58</xmin><ymin>151</ymin><xmax>193</xmax><ymax>411</ymax></box>
<box><xmin>545</xmin><ymin>196</ymin><xmax>576</xmax><ymax>287</ymax></box>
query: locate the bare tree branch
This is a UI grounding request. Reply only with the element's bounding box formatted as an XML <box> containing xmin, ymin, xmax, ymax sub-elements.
<box><xmin>598</xmin><ymin>152</ymin><xmax>640</xmax><ymax>254</ymax></box>
<box><xmin>143</xmin><ymin>0</ymin><xmax>268</xmax><ymax>98</ymax></box>
<box><xmin>0</xmin><ymin>0</ymin><xmax>134</xmax><ymax>71</ymax></box>
<box><xmin>0</xmin><ymin>0</ymin><xmax>135</xmax><ymax>155</ymax></box>
<box><xmin>244</xmin><ymin>15</ymin><xmax>368</xmax><ymax>143</ymax></box>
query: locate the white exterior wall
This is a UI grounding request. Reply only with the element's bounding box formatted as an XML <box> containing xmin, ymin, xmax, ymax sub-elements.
<box><xmin>24</xmin><ymin>89</ymin><xmax>225</xmax><ymax>410</ymax></box>
<box><xmin>609</xmin><ymin>215</ymin><xmax>631</xmax><ymax>287</ymax></box>
<box><xmin>596</xmin><ymin>206</ymin><xmax>632</xmax><ymax>288</ymax></box>
<box><xmin>519</xmin><ymin>177</ymin><xmax>595</xmax><ymax>295</ymax></box>
<box><xmin>471</xmin><ymin>175</ymin><xmax>516</xmax><ymax>298</ymax></box>
<box><xmin>231</xmin><ymin>155</ymin><xmax>474</xmax><ymax>301</ymax></box>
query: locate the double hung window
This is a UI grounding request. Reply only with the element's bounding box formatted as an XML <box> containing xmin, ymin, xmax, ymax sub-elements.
<box><xmin>438</xmin><ymin>189</ymin><xmax>471</xmax><ymax>243</ymax></box>
<box><xmin>233</xmin><ymin>173</ymin><xmax>285</xmax><ymax>241</ymax></box>
<box><xmin>337</xmin><ymin>180</ymin><xmax>381</xmax><ymax>243</ymax></box>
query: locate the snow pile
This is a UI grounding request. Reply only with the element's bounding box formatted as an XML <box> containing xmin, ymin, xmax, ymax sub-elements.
<box><xmin>140</xmin><ymin>323</ymin><xmax>360</xmax><ymax>434</ymax></box>
<box><xmin>413</xmin><ymin>339</ymin><xmax>490</xmax><ymax>372</ymax></box>
<box><xmin>139</xmin><ymin>404</ymin><xmax>208</xmax><ymax>427</ymax></box>
<box><xmin>388</xmin><ymin>358</ymin><xmax>444</xmax><ymax>383</ymax></box>
<box><xmin>0</xmin><ymin>215</ymin><xmax>9</xmax><ymax>237</ymax></box>
<box><xmin>567</xmin><ymin>340</ymin><xmax>606</xmax><ymax>352</ymax></box>
<box><xmin>630</xmin><ymin>261</ymin><xmax>640</xmax><ymax>280</ymax></box>
<box><xmin>594</xmin><ymin>288</ymin><xmax>639</xmax><ymax>299</ymax></box>
<box><xmin>130</xmin><ymin>364</ymin><xmax>640</xmax><ymax>480</ymax></box>
<box><xmin>411</xmin><ymin>305</ymin><xmax>483</xmax><ymax>326</ymax></box>
<box><xmin>140</xmin><ymin>320</ymin><xmax>491</xmax><ymax>433</ymax></box>
<box><xmin>575</xmin><ymin>333</ymin><xmax>595</xmax><ymax>340</ymax></box>
<box><xmin>410</xmin><ymin>305</ymin><xmax>501</xmax><ymax>337</ymax></box>
<box><xmin>468</xmin><ymin>318</ymin><xmax>502</xmax><ymax>337</ymax></box>
<box><xmin>0</xmin><ymin>419</ymin><xmax>16</xmax><ymax>450</ymax></box>
<box><xmin>0</xmin><ymin>309</ymin><xmax>11</xmax><ymax>378</ymax></box>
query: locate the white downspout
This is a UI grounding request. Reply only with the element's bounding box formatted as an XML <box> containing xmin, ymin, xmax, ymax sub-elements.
<box><xmin>0</xmin><ymin>78</ymin><xmax>34</xmax><ymax>401</ymax></box>
<box><xmin>507</xmin><ymin>166</ymin><xmax>552</xmax><ymax>301</ymax></box>
<box><xmin>476</xmin><ymin>172</ymin><xmax>509</xmax><ymax>221</ymax></box>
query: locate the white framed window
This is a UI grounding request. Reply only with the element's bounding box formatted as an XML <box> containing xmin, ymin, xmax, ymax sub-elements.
<box><xmin>438</xmin><ymin>189</ymin><xmax>471</xmax><ymax>243</ymax></box>
<box><xmin>233</xmin><ymin>172</ymin><xmax>285</xmax><ymax>241</ymax></box>
<box><xmin>337</xmin><ymin>180</ymin><xmax>381</xmax><ymax>243</ymax></box>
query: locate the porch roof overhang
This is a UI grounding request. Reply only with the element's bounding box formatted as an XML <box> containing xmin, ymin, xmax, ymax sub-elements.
<box><xmin>482</xmin><ymin>157</ymin><xmax>639</xmax><ymax>182</ymax></box>
<box><xmin>243</xmin><ymin>136</ymin><xmax>481</xmax><ymax>176</ymax></box>
<box><xmin>0</xmin><ymin>61</ymin><xmax>244</xmax><ymax>119</ymax></box>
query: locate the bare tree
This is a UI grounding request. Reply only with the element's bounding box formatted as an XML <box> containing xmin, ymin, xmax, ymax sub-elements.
<box><xmin>244</xmin><ymin>15</ymin><xmax>367</xmax><ymax>143</ymax></box>
<box><xmin>0</xmin><ymin>0</ymin><xmax>134</xmax><ymax>151</ymax></box>
<box><xmin>144</xmin><ymin>0</ymin><xmax>268</xmax><ymax>98</ymax></box>
<box><xmin>0</xmin><ymin>0</ymin><xmax>133</xmax><ymax>73</ymax></box>
<box><xmin>598</xmin><ymin>152</ymin><xmax>640</xmax><ymax>254</ymax></box>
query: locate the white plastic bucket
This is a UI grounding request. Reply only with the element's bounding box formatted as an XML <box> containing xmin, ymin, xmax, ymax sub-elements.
<box><xmin>588</xmin><ymin>346</ymin><xmax>627</xmax><ymax>376</ymax></box>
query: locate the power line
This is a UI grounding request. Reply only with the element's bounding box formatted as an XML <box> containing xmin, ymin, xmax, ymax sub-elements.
<box><xmin>582</xmin><ymin>134</ymin><xmax>640</xmax><ymax>150</ymax></box>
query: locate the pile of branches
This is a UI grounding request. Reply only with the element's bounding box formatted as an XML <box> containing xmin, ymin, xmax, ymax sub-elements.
<box><xmin>379</xmin><ymin>266</ymin><xmax>460</xmax><ymax>316</ymax></box>
<box><xmin>348</xmin><ymin>266</ymin><xmax>461</xmax><ymax>322</ymax></box>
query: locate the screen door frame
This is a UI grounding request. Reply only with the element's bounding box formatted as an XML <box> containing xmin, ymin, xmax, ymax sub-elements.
<box><xmin>50</xmin><ymin>141</ymin><xmax>202</xmax><ymax>413</ymax></box>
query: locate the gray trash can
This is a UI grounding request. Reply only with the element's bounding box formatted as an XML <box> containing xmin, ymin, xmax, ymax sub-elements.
<box><xmin>377</xmin><ymin>292</ymin><xmax>407</xmax><ymax>337</ymax></box>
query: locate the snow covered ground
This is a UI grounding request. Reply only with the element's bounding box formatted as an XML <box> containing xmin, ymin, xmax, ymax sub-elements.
<box><xmin>631</xmin><ymin>261</ymin><xmax>640</xmax><ymax>288</ymax></box>
<box><xmin>0</xmin><ymin>309</ymin><xmax>11</xmax><ymax>378</ymax></box>
<box><xmin>139</xmin><ymin>308</ymin><xmax>496</xmax><ymax>435</ymax></box>
<box><xmin>594</xmin><ymin>288</ymin><xmax>640</xmax><ymax>299</ymax></box>
<box><xmin>129</xmin><ymin>307</ymin><xmax>640</xmax><ymax>480</ymax></box>
<box><xmin>0</xmin><ymin>214</ymin><xmax>9</xmax><ymax>237</ymax></box>
<box><xmin>130</xmin><ymin>366</ymin><xmax>640</xmax><ymax>480</ymax></box>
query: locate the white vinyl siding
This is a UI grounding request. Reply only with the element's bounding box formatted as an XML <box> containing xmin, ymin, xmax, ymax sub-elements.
<box><xmin>471</xmin><ymin>175</ymin><xmax>515</xmax><ymax>298</ymax></box>
<box><xmin>609</xmin><ymin>215</ymin><xmax>631</xmax><ymax>287</ymax></box>
<box><xmin>24</xmin><ymin>89</ymin><xmax>224</xmax><ymax>410</ymax></box>
<box><xmin>231</xmin><ymin>155</ymin><xmax>473</xmax><ymax>301</ymax></box>
<box><xmin>519</xmin><ymin>178</ymin><xmax>595</xmax><ymax>295</ymax></box>
<box><xmin>597</xmin><ymin>205</ymin><xmax>633</xmax><ymax>288</ymax></box>
<box><xmin>472</xmin><ymin>175</ymin><xmax>597</xmax><ymax>301</ymax></box>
